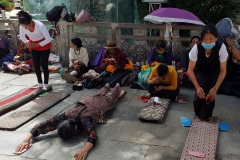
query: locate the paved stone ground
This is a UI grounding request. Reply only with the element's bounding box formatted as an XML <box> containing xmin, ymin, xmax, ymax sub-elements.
<box><xmin>0</xmin><ymin>70</ymin><xmax>239</xmax><ymax>160</ymax></box>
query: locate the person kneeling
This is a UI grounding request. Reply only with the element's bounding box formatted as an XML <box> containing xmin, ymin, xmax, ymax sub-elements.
<box><xmin>141</xmin><ymin>63</ymin><xmax>179</xmax><ymax>101</ymax></box>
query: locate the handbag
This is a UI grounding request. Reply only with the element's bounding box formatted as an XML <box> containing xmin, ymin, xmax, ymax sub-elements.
<box><xmin>75</xmin><ymin>9</ymin><xmax>95</xmax><ymax>24</ymax></box>
<box><xmin>49</xmin><ymin>26</ymin><xmax>57</xmax><ymax>38</ymax></box>
<box><xmin>138</xmin><ymin>97</ymin><xmax>171</xmax><ymax>122</ymax></box>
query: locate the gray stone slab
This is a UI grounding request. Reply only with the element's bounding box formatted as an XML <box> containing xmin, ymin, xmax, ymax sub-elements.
<box><xmin>108</xmin><ymin>121</ymin><xmax>189</xmax><ymax>148</ymax></box>
<box><xmin>0</xmin><ymin>84</ymin><xmax>11</xmax><ymax>90</ymax></box>
<box><xmin>3</xmin><ymin>77</ymin><xmax>37</xmax><ymax>86</ymax></box>
<box><xmin>16</xmin><ymin>114</ymin><xmax>55</xmax><ymax>132</ymax></box>
<box><xmin>216</xmin><ymin>154</ymin><xmax>240</xmax><ymax>160</ymax></box>
<box><xmin>0</xmin><ymin>95</ymin><xmax>7</xmax><ymax>100</ymax></box>
<box><xmin>0</xmin><ymin>155</ymin><xmax>37</xmax><ymax>160</ymax></box>
<box><xmin>0</xmin><ymin>130</ymin><xmax>57</xmax><ymax>159</ymax></box>
<box><xmin>0</xmin><ymin>74</ymin><xmax>18</xmax><ymax>83</ymax></box>
<box><xmin>217</xmin><ymin>132</ymin><xmax>240</xmax><ymax>155</ymax></box>
<box><xmin>161</xmin><ymin>109</ymin><xmax>194</xmax><ymax>127</ymax></box>
<box><xmin>217</xmin><ymin>115</ymin><xmax>240</xmax><ymax>132</ymax></box>
<box><xmin>0</xmin><ymin>86</ymin><xmax>27</xmax><ymax>96</ymax></box>
<box><xmin>40</xmin><ymin>138</ymin><xmax>149</xmax><ymax>160</ymax></box>
<box><xmin>144</xmin><ymin>146</ymin><xmax>182</xmax><ymax>160</ymax></box>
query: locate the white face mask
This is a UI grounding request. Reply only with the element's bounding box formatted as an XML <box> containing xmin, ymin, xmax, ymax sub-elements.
<box><xmin>157</xmin><ymin>49</ymin><xmax>165</xmax><ymax>54</ymax></box>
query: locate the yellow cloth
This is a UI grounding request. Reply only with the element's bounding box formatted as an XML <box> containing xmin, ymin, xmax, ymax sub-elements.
<box><xmin>148</xmin><ymin>64</ymin><xmax>178</xmax><ymax>90</ymax></box>
<box><xmin>106</xmin><ymin>65</ymin><xmax>116</xmax><ymax>74</ymax></box>
<box><xmin>124</xmin><ymin>60</ymin><xmax>133</xmax><ymax>70</ymax></box>
<box><xmin>141</xmin><ymin>61</ymin><xmax>160</xmax><ymax>70</ymax></box>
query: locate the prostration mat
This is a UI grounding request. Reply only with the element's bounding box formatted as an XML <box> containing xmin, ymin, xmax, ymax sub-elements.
<box><xmin>0</xmin><ymin>92</ymin><xmax>70</xmax><ymax>130</ymax></box>
<box><xmin>0</xmin><ymin>86</ymin><xmax>52</xmax><ymax>115</ymax></box>
<box><xmin>180</xmin><ymin>116</ymin><xmax>220</xmax><ymax>160</ymax></box>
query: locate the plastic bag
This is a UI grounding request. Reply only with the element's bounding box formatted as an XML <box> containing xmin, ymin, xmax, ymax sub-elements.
<box><xmin>138</xmin><ymin>67</ymin><xmax>152</xmax><ymax>85</ymax></box>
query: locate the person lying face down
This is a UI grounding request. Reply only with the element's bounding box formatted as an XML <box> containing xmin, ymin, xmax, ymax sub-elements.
<box><xmin>14</xmin><ymin>83</ymin><xmax>122</xmax><ymax>160</ymax></box>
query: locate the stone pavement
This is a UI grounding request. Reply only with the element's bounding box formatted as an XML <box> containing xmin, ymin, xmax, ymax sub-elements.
<box><xmin>0</xmin><ymin>70</ymin><xmax>239</xmax><ymax>160</ymax></box>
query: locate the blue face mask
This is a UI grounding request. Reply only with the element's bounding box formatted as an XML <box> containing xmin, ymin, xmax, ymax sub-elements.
<box><xmin>201</xmin><ymin>42</ymin><xmax>216</xmax><ymax>50</ymax></box>
<box><xmin>74</xmin><ymin>46</ymin><xmax>77</xmax><ymax>50</ymax></box>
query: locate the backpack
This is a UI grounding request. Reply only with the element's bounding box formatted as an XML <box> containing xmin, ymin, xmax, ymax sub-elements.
<box><xmin>46</xmin><ymin>6</ymin><xmax>65</xmax><ymax>34</ymax></box>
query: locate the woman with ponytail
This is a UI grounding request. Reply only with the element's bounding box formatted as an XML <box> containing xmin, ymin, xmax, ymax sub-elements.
<box><xmin>17</xmin><ymin>10</ymin><xmax>51</xmax><ymax>90</ymax></box>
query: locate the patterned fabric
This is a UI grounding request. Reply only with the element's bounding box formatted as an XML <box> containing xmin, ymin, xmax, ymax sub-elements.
<box><xmin>138</xmin><ymin>97</ymin><xmax>171</xmax><ymax>122</ymax></box>
<box><xmin>30</xmin><ymin>113</ymin><xmax>98</xmax><ymax>145</ymax></box>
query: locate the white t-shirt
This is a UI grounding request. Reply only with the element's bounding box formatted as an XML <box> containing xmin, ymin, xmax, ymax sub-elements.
<box><xmin>19</xmin><ymin>20</ymin><xmax>51</xmax><ymax>47</ymax></box>
<box><xmin>69</xmin><ymin>47</ymin><xmax>89</xmax><ymax>67</ymax></box>
<box><xmin>189</xmin><ymin>43</ymin><xmax>228</xmax><ymax>62</ymax></box>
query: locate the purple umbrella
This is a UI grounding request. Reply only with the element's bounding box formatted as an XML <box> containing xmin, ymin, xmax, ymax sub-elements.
<box><xmin>144</xmin><ymin>8</ymin><xmax>205</xmax><ymax>26</ymax></box>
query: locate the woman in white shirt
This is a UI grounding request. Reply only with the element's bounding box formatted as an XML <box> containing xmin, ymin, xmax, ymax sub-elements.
<box><xmin>188</xmin><ymin>24</ymin><xmax>228</xmax><ymax>123</ymax></box>
<box><xmin>18</xmin><ymin>11</ymin><xmax>51</xmax><ymax>90</ymax></box>
<box><xmin>66</xmin><ymin>37</ymin><xmax>89</xmax><ymax>80</ymax></box>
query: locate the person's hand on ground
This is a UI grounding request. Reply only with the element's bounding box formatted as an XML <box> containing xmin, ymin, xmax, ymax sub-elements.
<box><xmin>74</xmin><ymin>149</ymin><xmax>88</xmax><ymax>160</ymax></box>
<box><xmin>15</xmin><ymin>140</ymin><xmax>31</xmax><ymax>153</ymax></box>
<box><xmin>196</xmin><ymin>86</ymin><xmax>206</xmax><ymax>99</ymax></box>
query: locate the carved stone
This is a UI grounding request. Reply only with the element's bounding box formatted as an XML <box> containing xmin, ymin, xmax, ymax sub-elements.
<box><xmin>84</xmin><ymin>26</ymin><xmax>97</xmax><ymax>34</ymax></box>
<box><xmin>133</xmin><ymin>29</ymin><xmax>148</xmax><ymax>36</ymax></box>
<box><xmin>190</xmin><ymin>30</ymin><xmax>201</xmax><ymax>37</ymax></box>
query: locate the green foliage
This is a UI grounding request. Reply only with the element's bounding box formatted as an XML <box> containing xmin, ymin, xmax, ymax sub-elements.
<box><xmin>135</xmin><ymin>0</ymin><xmax>149</xmax><ymax>22</ymax></box>
<box><xmin>0</xmin><ymin>0</ymin><xmax>14</xmax><ymax>9</ymax></box>
<box><xmin>167</xmin><ymin>0</ymin><xmax>240</xmax><ymax>24</ymax></box>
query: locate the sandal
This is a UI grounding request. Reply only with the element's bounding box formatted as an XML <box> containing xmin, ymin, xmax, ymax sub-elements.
<box><xmin>178</xmin><ymin>97</ymin><xmax>188</xmax><ymax>103</ymax></box>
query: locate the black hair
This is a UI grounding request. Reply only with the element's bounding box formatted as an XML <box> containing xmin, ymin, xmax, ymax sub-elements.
<box><xmin>157</xmin><ymin>64</ymin><xmax>168</xmax><ymax>77</ymax></box>
<box><xmin>190</xmin><ymin>36</ymin><xmax>200</xmax><ymax>43</ymax></box>
<box><xmin>200</xmin><ymin>24</ymin><xmax>218</xmax><ymax>41</ymax></box>
<box><xmin>71</xmin><ymin>37</ymin><xmax>82</xmax><ymax>48</ymax></box>
<box><xmin>17</xmin><ymin>10</ymin><xmax>32</xmax><ymax>25</ymax></box>
<box><xmin>155</xmin><ymin>40</ymin><xmax>166</xmax><ymax>49</ymax></box>
<box><xmin>57</xmin><ymin>120</ymin><xmax>76</xmax><ymax>139</ymax></box>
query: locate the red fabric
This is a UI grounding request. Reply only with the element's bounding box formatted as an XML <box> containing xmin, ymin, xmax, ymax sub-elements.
<box><xmin>0</xmin><ymin>88</ymin><xmax>38</xmax><ymax>107</ymax></box>
<box><xmin>137</xmin><ymin>97</ymin><xmax>149</xmax><ymax>103</ymax></box>
<box><xmin>28</xmin><ymin>39</ymin><xmax>51</xmax><ymax>52</ymax></box>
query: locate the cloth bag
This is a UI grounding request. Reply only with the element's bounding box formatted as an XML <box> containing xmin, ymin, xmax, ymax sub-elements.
<box><xmin>138</xmin><ymin>97</ymin><xmax>171</xmax><ymax>122</ymax></box>
<box><xmin>76</xmin><ymin>9</ymin><xmax>95</xmax><ymax>24</ymax></box>
<box><xmin>138</xmin><ymin>67</ymin><xmax>152</xmax><ymax>85</ymax></box>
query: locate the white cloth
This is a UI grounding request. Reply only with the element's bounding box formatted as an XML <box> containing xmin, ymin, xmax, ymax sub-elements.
<box><xmin>19</xmin><ymin>20</ymin><xmax>51</xmax><ymax>47</ymax></box>
<box><xmin>69</xmin><ymin>47</ymin><xmax>89</xmax><ymax>67</ymax></box>
<box><xmin>14</xmin><ymin>2</ymin><xmax>22</xmax><ymax>8</ymax></box>
<box><xmin>189</xmin><ymin>43</ymin><xmax>228</xmax><ymax>62</ymax></box>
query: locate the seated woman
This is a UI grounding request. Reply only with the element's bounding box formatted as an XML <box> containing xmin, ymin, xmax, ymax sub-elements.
<box><xmin>177</xmin><ymin>36</ymin><xmax>200</xmax><ymax>87</ymax></box>
<box><xmin>141</xmin><ymin>63</ymin><xmax>179</xmax><ymax>101</ymax></box>
<box><xmin>14</xmin><ymin>83</ymin><xmax>121</xmax><ymax>160</ymax></box>
<box><xmin>62</xmin><ymin>37</ymin><xmax>89</xmax><ymax>82</ymax></box>
<box><xmin>101</xmin><ymin>41</ymin><xmax>127</xmax><ymax>74</ymax></box>
<box><xmin>147</xmin><ymin>40</ymin><xmax>173</xmax><ymax>67</ymax></box>
<box><xmin>218</xmin><ymin>38</ymin><xmax>240</xmax><ymax>97</ymax></box>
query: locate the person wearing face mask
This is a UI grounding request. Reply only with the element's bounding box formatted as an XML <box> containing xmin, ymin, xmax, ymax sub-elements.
<box><xmin>177</xmin><ymin>36</ymin><xmax>200</xmax><ymax>87</ymax></box>
<box><xmin>18</xmin><ymin>10</ymin><xmax>51</xmax><ymax>90</ymax></box>
<box><xmin>147</xmin><ymin>40</ymin><xmax>173</xmax><ymax>67</ymax></box>
<box><xmin>62</xmin><ymin>37</ymin><xmax>89</xmax><ymax>83</ymax></box>
<box><xmin>188</xmin><ymin>24</ymin><xmax>228</xmax><ymax>123</ymax></box>
<box><xmin>14</xmin><ymin>83</ymin><xmax>122</xmax><ymax>160</ymax></box>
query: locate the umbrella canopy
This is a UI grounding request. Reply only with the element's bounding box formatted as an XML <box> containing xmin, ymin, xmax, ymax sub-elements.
<box><xmin>144</xmin><ymin>8</ymin><xmax>205</xmax><ymax>26</ymax></box>
<box><xmin>216</xmin><ymin>18</ymin><xmax>236</xmax><ymax>41</ymax></box>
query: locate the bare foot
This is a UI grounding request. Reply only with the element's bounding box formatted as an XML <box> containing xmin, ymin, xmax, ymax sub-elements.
<box><xmin>140</xmin><ymin>93</ymin><xmax>150</xmax><ymax>98</ymax></box>
<box><xmin>115</xmin><ymin>83</ymin><xmax>120</xmax><ymax>87</ymax></box>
